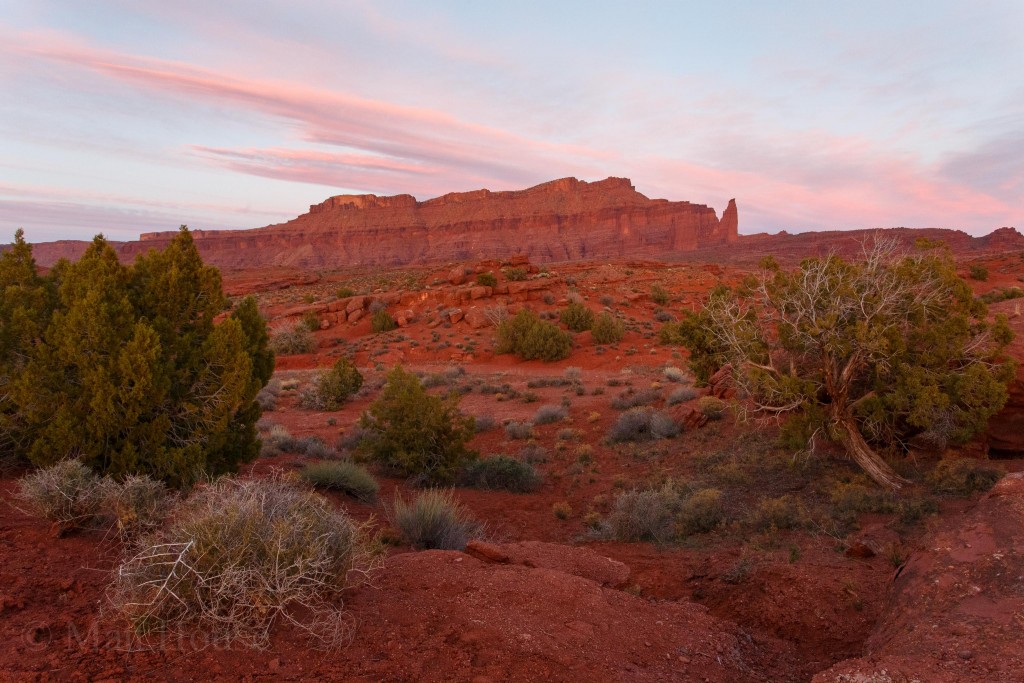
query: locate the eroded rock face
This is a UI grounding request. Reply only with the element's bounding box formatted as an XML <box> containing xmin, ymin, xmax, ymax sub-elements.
<box><xmin>118</xmin><ymin>177</ymin><xmax>739</xmax><ymax>268</ymax></box>
<box><xmin>813</xmin><ymin>473</ymin><xmax>1024</xmax><ymax>682</ymax></box>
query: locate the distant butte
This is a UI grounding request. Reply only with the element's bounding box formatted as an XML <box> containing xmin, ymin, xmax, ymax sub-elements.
<box><xmin>20</xmin><ymin>177</ymin><xmax>740</xmax><ymax>268</ymax></box>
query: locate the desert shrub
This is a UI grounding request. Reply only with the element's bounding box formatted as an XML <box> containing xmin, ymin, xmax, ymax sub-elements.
<box><xmin>459</xmin><ymin>456</ymin><xmax>541</xmax><ymax>493</ymax></box>
<box><xmin>552</xmin><ymin>501</ymin><xmax>572</xmax><ymax>519</ymax></box>
<box><xmin>678</xmin><ymin>488</ymin><xmax>724</xmax><ymax>535</ymax></box>
<box><xmin>473</xmin><ymin>415</ymin><xmax>497</xmax><ymax>433</ymax></box>
<box><xmin>15</xmin><ymin>460</ymin><xmax>107</xmax><ymax>531</ymax></box>
<box><xmin>301</xmin><ymin>310</ymin><xmax>321</xmax><ymax>332</ymax></box>
<box><xmin>590</xmin><ymin>312</ymin><xmax>625</xmax><ymax>344</ymax></box>
<box><xmin>662</xmin><ymin>366</ymin><xmax>687</xmax><ymax>383</ymax></box>
<box><xmin>969</xmin><ymin>264</ymin><xmax>989</xmax><ymax>281</ymax></box>
<box><xmin>560</xmin><ymin>303</ymin><xmax>594</xmax><ymax>332</ymax></box>
<box><xmin>299</xmin><ymin>357</ymin><xmax>363</xmax><ymax>410</ymax></box>
<box><xmin>256</xmin><ymin>379</ymin><xmax>281</xmax><ymax>411</ymax></box>
<box><xmin>611</xmin><ymin>388</ymin><xmax>661</xmax><ymax>410</ymax></box>
<box><xmin>650</xmin><ymin>284</ymin><xmax>670</xmax><ymax>305</ymax></box>
<box><xmin>533</xmin><ymin>404</ymin><xmax>568</xmax><ymax>425</ymax></box>
<box><xmin>979</xmin><ymin>286</ymin><xmax>1024</xmax><ymax>304</ymax></box>
<box><xmin>476</xmin><ymin>272</ymin><xmax>497</xmax><ymax>287</ymax></box>
<box><xmin>358</xmin><ymin>366</ymin><xmax>476</xmax><ymax>485</ymax></box>
<box><xmin>519</xmin><ymin>443</ymin><xmax>549</xmax><ymax>464</ymax></box>
<box><xmin>271</xmin><ymin>323</ymin><xmax>317</xmax><ymax>355</ymax></box>
<box><xmin>504</xmin><ymin>421</ymin><xmax>534</xmax><ymax>440</ymax></box>
<box><xmin>926</xmin><ymin>458</ymin><xmax>1004</xmax><ymax>496</ymax></box>
<box><xmin>606</xmin><ymin>483</ymin><xmax>682</xmax><ymax>543</ymax></box>
<box><xmin>370</xmin><ymin>310</ymin><xmax>397</xmax><ymax>333</ymax></box>
<box><xmin>829</xmin><ymin>480</ymin><xmax>897</xmax><ymax>517</ymax></box>
<box><xmin>108</xmin><ymin>476</ymin><xmax>370</xmax><ymax>647</ymax></box>
<box><xmin>504</xmin><ymin>267</ymin><xmax>528</xmax><ymax>281</ymax></box>
<box><xmin>496</xmin><ymin>309</ymin><xmax>573</xmax><ymax>361</ymax></box>
<box><xmin>557</xmin><ymin>428</ymin><xmax>577</xmax><ymax>441</ymax></box>
<box><xmin>750</xmin><ymin>495</ymin><xmax>806</xmax><ymax>531</ymax></box>
<box><xmin>391</xmin><ymin>489</ymin><xmax>480</xmax><ymax>550</ymax></box>
<box><xmin>608</xmin><ymin>407</ymin><xmax>679</xmax><ymax>442</ymax></box>
<box><xmin>697</xmin><ymin>396</ymin><xmax>727</xmax><ymax>420</ymax></box>
<box><xmin>337</xmin><ymin>425</ymin><xmax>370</xmax><ymax>452</ymax></box>
<box><xmin>368</xmin><ymin>299</ymin><xmax>387</xmax><ymax>314</ymax></box>
<box><xmin>667</xmin><ymin>386</ymin><xmax>699</xmax><ymax>405</ymax></box>
<box><xmin>104</xmin><ymin>474</ymin><xmax>175</xmax><ymax>539</ymax></box>
<box><xmin>301</xmin><ymin>461</ymin><xmax>379</xmax><ymax>501</ymax></box>
<box><xmin>1</xmin><ymin>231</ymin><xmax>274</xmax><ymax>486</ymax></box>
<box><xmin>336</xmin><ymin>286</ymin><xmax>355</xmax><ymax>299</ymax></box>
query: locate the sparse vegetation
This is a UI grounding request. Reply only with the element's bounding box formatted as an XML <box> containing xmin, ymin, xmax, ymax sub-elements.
<box><xmin>505</xmin><ymin>421</ymin><xmax>534</xmax><ymax>440</ymax></box>
<box><xmin>496</xmin><ymin>309</ymin><xmax>573</xmax><ymax>361</ymax></box>
<box><xmin>969</xmin><ymin>264</ymin><xmax>989</xmax><ymax>281</ymax></box>
<box><xmin>299</xmin><ymin>357</ymin><xmax>364</xmax><ymax>410</ymax></box>
<box><xmin>560</xmin><ymin>302</ymin><xmax>594</xmax><ymax>332</ymax></box>
<box><xmin>650</xmin><ymin>284</ymin><xmax>670</xmax><ymax>305</ymax></box>
<box><xmin>15</xmin><ymin>460</ymin><xmax>107</xmax><ymax>531</ymax></box>
<box><xmin>459</xmin><ymin>456</ymin><xmax>541</xmax><ymax>492</ymax></box>
<box><xmin>926</xmin><ymin>457</ymin><xmax>1004</xmax><ymax>497</ymax></box>
<box><xmin>503</xmin><ymin>267</ymin><xmax>528</xmax><ymax>281</ymax></box>
<box><xmin>271</xmin><ymin>323</ymin><xmax>317</xmax><ymax>355</ymax></box>
<box><xmin>108</xmin><ymin>476</ymin><xmax>371</xmax><ymax>648</ymax></box>
<box><xmin>301</xmin><ymin>461</ymin><xmax>379</xmax><ymax>501</ymax></box>
<box><xmin>608</xmin><ymin>407</ymin><xmax>679</xmax><ymax>442</ymax></box>
<box><xmin>533</xmin><ymin>404</ymin><xmax>568</xmax><ymax>425</ymax></box>
<box><xmin>590</xmin><ymin>311</ymin><xmax>625</xmax><ymax>344</ymax></box>
<box><xmin>391</xmin><ymin>489</ymin><xmax>480</xmax><ymax>550</ymax></box>
<box><xmin>358</xmin><ymin>366</ymin><xmax>476</xmax><ymax>485</ymax></box>
<box><xmin>476</xmin><ymin>272</ymin><xmax>497</xmax><ymax>287</ymax></box>
<box><xmin>667</xmin><ymin>386</ymin><xmax>699</xmax><ymax>405</ymax></box>
<box><xmin>103</xmin><ymin>474</ymin><xmax>175</xmax><ymax>539</ymax></box>
<box><xmin>371</xmin><ymin>309</ymin><xmax>397</xmax><ymax>333</ymax></box>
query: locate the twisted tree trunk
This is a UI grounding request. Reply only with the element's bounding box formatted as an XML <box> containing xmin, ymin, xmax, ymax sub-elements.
<box><xmin>836</xmin><ymin>415</ymin><xmax>909</xmax><ymax>490</ymax></box>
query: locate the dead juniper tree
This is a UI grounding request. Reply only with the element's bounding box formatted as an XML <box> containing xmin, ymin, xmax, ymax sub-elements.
<box><xmin>678</xmin><ymin>237</ymin><xmax>1015</xmax><ymax>489</ymax></box>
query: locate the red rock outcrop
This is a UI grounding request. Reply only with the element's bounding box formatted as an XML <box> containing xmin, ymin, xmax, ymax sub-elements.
<box><xmin>813</xmin><ymin>473</ymin><xmax>1024</xmax><ymax>682</ymax></box>
<box><xmin>116</xmin><ymin>177</ymin><xmax>738</xmax><ymax>268</ymax></box>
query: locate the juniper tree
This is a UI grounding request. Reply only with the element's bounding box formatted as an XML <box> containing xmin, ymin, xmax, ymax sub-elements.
<box><xmin>4</xmin><ymin>227</ymin><xmax>272</xmax><ymax>486</ymax></box>
<box><xmin>679</xmin><ymin>238</ymin><xmax>1015</xmax><ymax>489</ymax></box>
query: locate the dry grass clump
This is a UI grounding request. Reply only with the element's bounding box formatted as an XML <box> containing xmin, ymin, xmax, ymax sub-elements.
<box><xmin>533</xmin><ymin>404</ymin><xmax>568</xmax><ymax>425</ymax></box>
<box><xmin>749</xmin><ymin>495</ymin><xmax>807</xmax><ymax>531</ymax></box>
<box><xmin>926</xmin><ymin>457</ymin><xmax>1004</xmax><ymax>496</ymax></box>
<box><xmin>301</xmin><ymin>461</ymin><xmax>379</xmax><ymax>502</ymax></box>
<box><xmin>696</xmin><ymin>395</ymin><xmax>728</xmax><ymax>420</ymax></box>
<box><xmin>108</xmin><ymin>476</ymin><xmax>372</xmax><ymax>648</ymax></box>
<box><xmin>605</xmin><ymin>482</ymin><xmax>682</xmax><ymax>543</ymax></box>
<box><xmin>390</xmin><ymin>489</ymin><xmax>481</xmax><ymax>550</ymax></box>
<box><xmin>505</xmin><ymin>421</ymin><xmax>534</xmax><ymax>440</ymax></box>
<box><xmin>16</xmin><ymin>460</ymin><xmax>107</xmax><ymax>532</ymax></box>
<box><xmin>667</xmin><ymin>386</ymin><xmax>699</xmax><ymax>406</ymax></box>
<box><xmin>608</xmin><ymin>407</ymin><xmax>679</xmax><ymax>442</ymax></box>
<box><xmin>104</xmin><ymin>474</ymin><xmax>175</xmax><ymax>540</ymax></box>
<box><xmin>610</xmin><ymin>388</ymin><xmax>661</xmax><ymax>410</ymax></box>
<box><xmin>269</xmin><ymin>322</ymin><xmax>317</xmax><ymax>355</ymax></box>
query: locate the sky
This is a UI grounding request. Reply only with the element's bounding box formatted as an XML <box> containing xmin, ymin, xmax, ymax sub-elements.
<box><xmin>1</xmin><ymin>1</ymin><xmax>1022</xmax><ymax>242</ymax></box>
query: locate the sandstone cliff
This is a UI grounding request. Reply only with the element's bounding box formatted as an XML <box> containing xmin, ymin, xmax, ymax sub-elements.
<box><xmin>118</xmin><ymin>177</ymin><xmax>737</xmax><ymax>268</ymax></box>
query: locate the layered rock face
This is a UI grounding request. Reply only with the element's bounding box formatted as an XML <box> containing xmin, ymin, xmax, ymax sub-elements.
<box><xmin>121</xmin><ymin>177</ymin><xmax>738</xmax><ymax>268</ymax></box>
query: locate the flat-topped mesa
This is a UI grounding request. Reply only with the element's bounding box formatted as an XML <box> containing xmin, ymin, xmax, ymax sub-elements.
<box><xmin>117</xmin><ymin>176</ymin><xmax>741</xmax><ymax>268</ymax></box>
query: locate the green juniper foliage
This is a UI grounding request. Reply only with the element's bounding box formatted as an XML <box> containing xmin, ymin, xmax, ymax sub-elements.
<box><xmin>496</xmin><ymin>309</ymin><xmax>573</xmax><ymax>361</ymax></box>
<box><xmin>2</xmin><ymin>227</ymin><xmax>273</xmax><ymax>486</ymax></box>
<box><xmin>358</xmin><ymin>366</ymin><xmax>476</xmax><ymax>484</ymax></box>
<box><xmin>678</xmin><ymin>240</ymin><xmax>1015</xmax><ymax>489</ymax></box>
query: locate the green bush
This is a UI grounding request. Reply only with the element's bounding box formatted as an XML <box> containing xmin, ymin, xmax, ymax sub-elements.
<box><xmin>969</xmin><ymin>264</ymin><xmax>989</xmax><ymax>281</ymax></box>
<box><xmin>3</xmin><ymin>229</ymin><xmax>273</xmax><ymax>486</ymax></box>
<box><xmin>299</xmin><ymin>357</ymin><xmax>363</xmax><ymax>410</ymax></box>
<box><xmin>697</xmin><ymin>396</ymin><xmax>727</xmax><ymax>420</ymax></box>
<box><xmin>15</xmin><ymin>460</ymin><xmax>106</xmax><ymax>531</ymax></box>
<box><xmin>926</xmin><ymin>458</ymin><xmax>1003</xmax><ymax>496</ymax></box>
<box><xmin>590</xmin><ymin>311</ymin><xmax>624</xmax><ymax>344</ymax></box>
<box><xmin>358</xmin><ymin>366</ymin><xmax>477</xmax><ymax>485</ymax></box>
<box><xmin>678</xmin><ymin>488</ymin><xmax>725</xmax><ymax>535</ymax></box>
<box><xmin>301</xmin><ymin>310</ymin><xmax>321</xmax><ymax>332</ymax></box>
<box><xmin>476</xmin><ymin>272</ymin><xmax>498</xmax><ymax>287</ymax></box>
<box><xmin>336</xmin><ymin>286</ymin><xmax>355</xmax><ymax>298</ymax></box>
<box><xmin>459</xmin><ymin>456</ymin><xmax>541</xmax><ymax>492</ymax></box>
<box><xmin>560</xmin><ymin>302</ymin><xmax>594</xmax><ymax>332</ymax></box>
<box><xmin>108</xmin><ymin>476</ymin><xmax>369</xmax><ymax>647</ymax></box>
<box><xmin>391</xmin><ymin>489</ymin><xmax>480</xmax><ymax>550</ymax></box>
<box><xmin>371</xmin><ymin>309</ymin><xmax>397</xmax><ymax>333</ymax></box>
<box><xmin>650</xmin><ymin>284</ymin><xmax>670</xmax><ymax>305</ymax></box>
<box><xmin>496</xmin><ymin>309</ymin><xmax>573</xmax><ymax>361</ymax></box>
<box><xmin>301</xmin><ymin>461</ymin><xmax>379</xmax><ymax>501</ymax></box>
<box><xmin>750</xmin><ymin>495</ymin><xmax>806</xmax><ymax>531</ymax></box>
<box><xmin>504</xmin><ymin>267</ymin><xmax>528</xmax><ymax>281</ymax></box>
